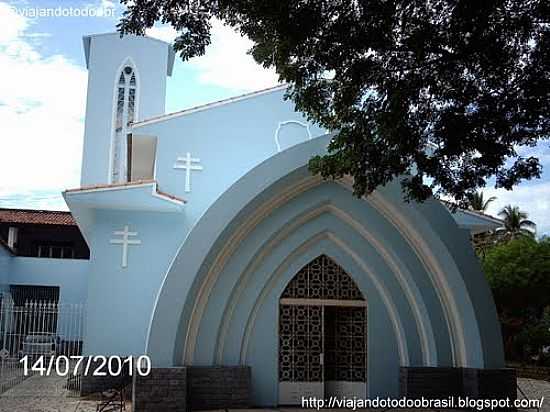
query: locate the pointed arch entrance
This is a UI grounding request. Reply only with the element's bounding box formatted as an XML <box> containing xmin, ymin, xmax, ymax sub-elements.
<box><xmin>278</xmin><ymin>255</ymin><xmax>367</xmax><ymax>404</ymax></box>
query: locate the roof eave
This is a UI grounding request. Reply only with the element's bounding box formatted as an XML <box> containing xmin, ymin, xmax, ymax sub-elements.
<box><xmin>64</xmin><ymin>180</ymin><xmax>185</xmax><ymax>212</ymax></box>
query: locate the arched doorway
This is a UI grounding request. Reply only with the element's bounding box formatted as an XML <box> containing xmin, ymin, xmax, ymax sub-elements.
<box><xmin>278</xmin><ymin>255</ymin><xmax>367</xmax><ymax>404</ymax></box>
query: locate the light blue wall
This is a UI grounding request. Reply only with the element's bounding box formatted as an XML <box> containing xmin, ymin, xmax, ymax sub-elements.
<box><xmin>133</xmin><ymin>87</ymin><xmax>326</xmax><ymax>224</ymax></box>
<box><xmin>75</xmin><ymin>86</ymin><xmax>329</xmax><ymax>358</ymax></box>
<box><xmin>7</xmin><ymin>257</ymin><xmax>89</xmax><ymax>304</ymax></box>
<box><xmin>0</xmin><ymin>254</ymin><xmax>88</xmax><ymax>341</ymax></box>
<box><xmin>82</xmin><ymin>209</ymin><xmax>187</xmax><ymax>357</ymax></box>
<box><xmin>81</xmin><ymin>33</ymin><xmax>173</xmax><ymax>186</ymax></box>
<box><xmin>0</xmin><ymin>243</ymin><xmax>88</xmax><ymax>304</ymax></box>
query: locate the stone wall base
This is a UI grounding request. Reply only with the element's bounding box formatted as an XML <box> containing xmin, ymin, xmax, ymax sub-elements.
<box><xmin>400</xmin><ymin>366</ymin><xmax>463</xmax><ymax>398</ymax></box>
<box><xmin>132</xmin><ymin>367</ymin><xmax>187</xmax><ymax>412</ymax></box>
<box><xmin>462</xmin><ymin>367</ymin><xmax>517</xmax><ymax>399</ymax></box>
<box><xmin>131</xmin><ymin>365</ymin><xmax>250</xmax><ymax>412</ymax></box>
<box><xmin>187</xmin><ymin>366</ymin><xmax>250</xmax><ymax>410</ymax></box>
<box><xmin>401</xmin><ymin>367</ymin><xmax>517</xmax><ymax>411</ymax></box>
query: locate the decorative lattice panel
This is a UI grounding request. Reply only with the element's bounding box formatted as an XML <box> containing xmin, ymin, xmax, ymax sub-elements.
<box><xmin>325</xmin><ymin>306</ymin><xmax>367</xmax><ymax>382</ymax></box>
<box><xmin>281</xmin><ymin>255</ymin><xmax>364</xmax><ymax>300</ymax></box>
<box><xmin>279</xmin><ymin>305</ymin><xmax>323</xmax><ymax>382</ymax></box>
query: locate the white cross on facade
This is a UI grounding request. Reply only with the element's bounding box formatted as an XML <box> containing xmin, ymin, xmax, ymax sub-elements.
<box><xmin>109</xmin><ymin>225</ymin><xmax>141</xmax><ymax>268</ymax></box>
<box><xmin>174</xmin><ymin>152</ymin><xmax>203</xmax><ymax>192</ymax></box>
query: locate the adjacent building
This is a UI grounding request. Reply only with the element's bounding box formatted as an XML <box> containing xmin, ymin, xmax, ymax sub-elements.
<box><xmin>0</xmin><ymin>208</ymin><xmax>89</xmax><ymax>304</ymax></box>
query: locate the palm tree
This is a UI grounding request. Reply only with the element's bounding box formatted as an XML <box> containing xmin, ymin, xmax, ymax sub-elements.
<box><xmin>467</xmin><ymin>191</ymin><xmax>496</xmax><ymax>212</ymax></box>
<box><xmin>497</xmin><ymin>205</ymin><xmax>536</xmax><ymax>240</ymax></box>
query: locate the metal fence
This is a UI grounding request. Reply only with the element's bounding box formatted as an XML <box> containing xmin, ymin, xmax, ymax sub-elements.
<box><xmin>0</xmin><ymin>292</ymin><xmax>85</xmax><ymax>397</ymax></box>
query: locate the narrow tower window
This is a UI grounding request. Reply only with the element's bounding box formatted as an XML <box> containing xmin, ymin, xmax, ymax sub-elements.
<box><xmin>112</xmin><ymin>64</ymin><xmax>138</xmax><ymax>183</ymax></box>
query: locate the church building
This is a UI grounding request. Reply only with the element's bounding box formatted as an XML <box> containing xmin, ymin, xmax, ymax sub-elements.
<box><xmin>1</xmin><ymin>32</ymin><xmax>511</xmax><ymax>406</ymax></box>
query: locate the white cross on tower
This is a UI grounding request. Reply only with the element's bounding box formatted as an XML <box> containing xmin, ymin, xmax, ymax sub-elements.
<box><xmin>174</xmin><ymin>152</ymin><xmax>203</xmax><ymax>192</ymax></box>
<box><xmin>110</xmin><ymin>225</ymin><xmax>141</xmax><ymax>268</ymax></box>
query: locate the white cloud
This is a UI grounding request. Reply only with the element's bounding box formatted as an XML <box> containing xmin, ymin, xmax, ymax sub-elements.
<box><xmin>0</xmin><ymin>2</ymin><xmax>25</xmax><ymax>43</ymax></box>
<box><xmin>0</xmin><ymin>2</ymin><xmax>87</xmax><ymax>210</ymax></box>
<box><xmin>484</xmin><ymin>181</ymin><xmax>550</xmax><ymax>236</ymax></box>
<box><xmin>146</xmin><ymin>26</ymin><xmax>178</xmax><ymax>44</ymax></box>
<box><xmin>147</xmin><ymin>19</ymin><xmax>279</xmax><ymax>91</ymax></box>
<box><xmin>90</xmin><ymin>0</ymin><xmax>118</xmax><ymax>19</ymax></box>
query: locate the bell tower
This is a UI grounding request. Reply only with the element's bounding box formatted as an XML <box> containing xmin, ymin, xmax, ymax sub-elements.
<box><xmin>80</xmin><ymin>33</ymin><xmax>175</xmax><ymax>186</ymax></box>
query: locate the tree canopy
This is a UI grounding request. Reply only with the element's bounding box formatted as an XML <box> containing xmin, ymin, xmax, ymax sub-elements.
<box><xmin>482</xmin><ymin>237</ymin><xmax>550</xmax><ymax>315</ymax></box>
<box><xmin>497</xmin><ymin>204</ymin><xmax>537</xmax><ymax>239</ymax></box>
<box><xmin>482</xmin><ymin>236</ymin><xmax>550</xmax><ymax>362</ymax></box>
<box><xmin>119</xmin><ymin>0</ymin><xmax>550</xmax><ymax>203</ymax></box>
<box><xmin>466</xmin><ymin>191</ymin><xmax>496</xmax><ymax>212</ymax></box>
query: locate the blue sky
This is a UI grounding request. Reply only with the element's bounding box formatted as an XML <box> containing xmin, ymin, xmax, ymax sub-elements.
<box><xmin>0</xmin><ymin>0</ymin><xmax>549</xmax><ymax>235</ymax></box>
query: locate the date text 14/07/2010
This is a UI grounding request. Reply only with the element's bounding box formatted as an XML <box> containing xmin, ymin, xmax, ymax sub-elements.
<box><xmin>19</xmin><ymin>355</ymin><xmax>151</xmax><ymax>377</ymax></box>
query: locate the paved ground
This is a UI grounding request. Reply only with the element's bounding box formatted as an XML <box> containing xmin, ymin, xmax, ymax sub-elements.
<box><xmin>518</xmin><ymin>378</ymin><xmax>550</xmax><ymax>411</ymax></box>
<box><xmin>0</xmin><ymin>377</ymin><xmax>546</xmax><ymax>412</ymax></box>
<box><xmin>0</xmin><ymin>373</ymin><xmax>119</xmax><ymax>412</ymax></box>
<box><xmin>0</xmin><ymin>362</ymin><xmax>27</xmax><ymax>393</ymax></box>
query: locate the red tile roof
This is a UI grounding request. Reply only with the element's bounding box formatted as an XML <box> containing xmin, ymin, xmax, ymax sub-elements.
<box><xmin>0</xmin><ymin>208</ymin><xmax>76</xmax><ymax>226</ymax></box>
